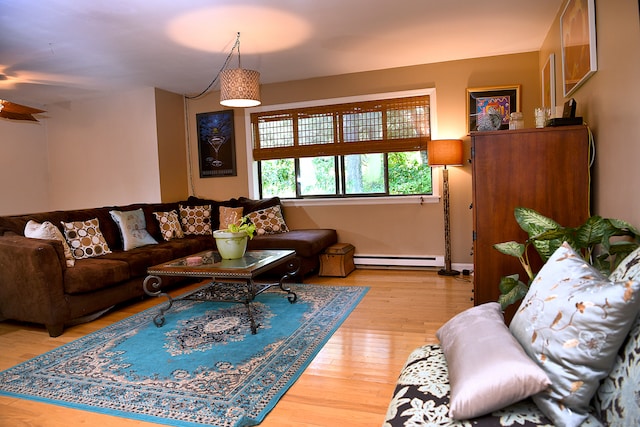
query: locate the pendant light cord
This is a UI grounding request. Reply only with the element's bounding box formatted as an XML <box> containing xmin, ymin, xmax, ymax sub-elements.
<box><xmin>185</xmin><ymin>32</ymin><xmax>241</xmax><ymax>100</ymax></box>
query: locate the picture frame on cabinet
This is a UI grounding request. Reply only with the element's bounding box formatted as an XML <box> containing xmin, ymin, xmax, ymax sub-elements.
<box><xmin>196</xmin><ymin>110</ymin><xmax>237</xmax><ymax>178</ymax></box>
<box><xmin>466</xmin><ymin>85</ymin><xmax>521</xmax><ymax>132</ymax></box>
<box><xmin>542</xmin><ymin>53</ymin><xmax>556</xmax><ymax>109</ymax></box>
<box><xmin>560</xmin><ymin>0</ymin><xmax>597</xmax><ymax>97</ymax></box>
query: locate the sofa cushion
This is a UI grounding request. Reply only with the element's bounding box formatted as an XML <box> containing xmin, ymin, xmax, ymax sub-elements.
<box><xmin>510</xmin><ymin>242</ymin><xmax>640</xmax><ymax>427</ymax></box>
<box><xmin>247</xmin><ymin>229</ymin><xmax>337</xmax><ymax>258</ymax></box>
<box><xmin>436</xmin><ymin>302</ymin><xmax>550</xmax><ymax>419</ymax></box>
<box><xmin>63</xmin><ymin>258</ymin><xmax>130</xmax><ymax>294</ymax></box>
<box><xmin>153</xmin><ymin>210</ymin><xmax>184</xmax><ymax>241</ymax></box>
<box><xmin>236</xmin><ymin>196</ymin><xmax>280</xmax><ymax>214</ymax></box>
<box><xmin>179</xmin><ymin>204</ymin><xmax>212</xmax><ymax>236</ymax></box>
<box><xmin>103</xmin><ymin>246</ymin><xmax>175</xmax><ymax>277</ymax></box>
<box><xmin>61</xmin><ymin>218</ymin><xmax>113</xmax><ymax>259</ymax></box>
<box><xmin>246</xmin><ymin>205</ymin><xmax>289</xmax><ymax>235</ymax></box>
<box><xmin>24</xmin><ymin>220</ymin><xmax>75</xmax><ymax>267</ymax></box>
<box><xmin>109</xmin><ymin>208</ymin><xmax>158</xmax><ymax>250</ymax></box>
<box><xmin>219</xmin><ymin>206</ymin><xmax>244</xmax><ymax>230</ymax></box>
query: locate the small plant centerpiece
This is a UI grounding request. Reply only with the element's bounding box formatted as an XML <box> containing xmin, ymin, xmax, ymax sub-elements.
<box><xmin>494</xmin><ymin>207</ymin><xmax>640</xmax><ymax>310</ymax></box>
<box><xmin>213</xmin><ymin>215</ymin><xmax>257</xmax><ymax>259</ymax></box>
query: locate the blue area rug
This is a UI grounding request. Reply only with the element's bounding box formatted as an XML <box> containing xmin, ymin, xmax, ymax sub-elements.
<box><xmin>0</xmin><ymin>283</ymin><xmax>368</xmax><ymax>427</ymax></box>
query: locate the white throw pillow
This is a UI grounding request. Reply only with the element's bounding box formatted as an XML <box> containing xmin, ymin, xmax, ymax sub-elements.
<box><xmin>24</xmin><ymin>220</ymin><xmax>75</xmax><ymax>267</ymax></box>
<box><xmin>109</xmin><ymin>208</ymin><xmax>158</xmax><ymax>251</ymax></box>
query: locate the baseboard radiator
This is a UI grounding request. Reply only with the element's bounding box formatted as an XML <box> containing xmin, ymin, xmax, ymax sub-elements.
<box><xmin>353</xmin><ymin>254</ymin><xmax>444</xmax><ymax>268</ymax></box>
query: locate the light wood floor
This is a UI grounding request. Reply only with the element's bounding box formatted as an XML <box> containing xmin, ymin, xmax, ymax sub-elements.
<box><xmin>0</xmin><ymin>269</ymin><xmax>474</xmax><ymax>427</ymax></box>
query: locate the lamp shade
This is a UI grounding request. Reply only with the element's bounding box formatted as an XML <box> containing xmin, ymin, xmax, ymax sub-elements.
<box><xmin>220</xmin><ymin>68</ymin><xmax>261</xmax><ymax>107</ymax></box>
<box><xmin>427</xmin><ymin>139</ymin><xmax>463</xmax><ymax>166</ymax></box>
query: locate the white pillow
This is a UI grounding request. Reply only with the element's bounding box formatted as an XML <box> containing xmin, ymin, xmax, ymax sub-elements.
<box><xmin>109</xmin><ymin>208</ymin><xmax>158</xmax><ymax>251</ymax></box>
<box><xmin>436</xmin><ymin>302</ymin><xmax>550</xmax><ymax>419</ymax></box>
<box><xmin>24</xmin><ymin>220</ymin><xmax>75</xmax><ymax>267</ymax></box>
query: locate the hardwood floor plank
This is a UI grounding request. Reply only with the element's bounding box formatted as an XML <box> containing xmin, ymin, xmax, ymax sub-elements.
<box><xmin>0</xmin><ymin>269</ymin><xmax>473</xmax><ymax>426</ymax></box>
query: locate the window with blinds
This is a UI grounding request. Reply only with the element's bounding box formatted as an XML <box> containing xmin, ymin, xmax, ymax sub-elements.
<box><xmin>251</xmin><ymin>95</ymin><xmax>431</xmax><ymax>161</ymax></box>
<box><xmin>250</xmin><ymin>93</ymin><xmax>433</xmax><ymax>199</ymax></box>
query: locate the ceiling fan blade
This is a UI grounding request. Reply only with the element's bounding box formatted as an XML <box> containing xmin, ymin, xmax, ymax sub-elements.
<box><xmin>2</xmin><ymin>101</ymin><xmax>46</xmax><ymax>115</ymax></box>
<box><xmin>0</xmin><ymin>110</ymin><xmax>40</xmax><ymax>121</ymax></box>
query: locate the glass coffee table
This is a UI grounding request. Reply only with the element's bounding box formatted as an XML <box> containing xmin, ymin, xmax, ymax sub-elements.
<box><xmin>143</xmin><ymin>249</ymin><xmax>299</xmax><ymax>334</ymax></box>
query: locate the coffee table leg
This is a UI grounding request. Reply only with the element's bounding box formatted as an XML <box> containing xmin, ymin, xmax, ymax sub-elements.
<box><xmin>143</xmin><ymin>275</ymin><xmax>174</xmax><ymax>327</ymax></box>
<box><xmin>279</xmin><ymin>258</ymin><xmax>300</xmax><ymax>303</ymax></box>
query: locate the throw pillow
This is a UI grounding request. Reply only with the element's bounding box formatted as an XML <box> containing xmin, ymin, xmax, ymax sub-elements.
<box><xmin>61</xmin><ymin>218</ymin><xmax>112</xmax><ymax>259</ymax></box>
<box><xmin>153</xmin><ymin>210</ymin><xmax>184</xmax><ymax>241</ymax></box>
<box><xmin>510</xmin><ymin>242</ymin><xmax>640</xmax><ymax>427</ymax></box>
<box><xmin>109</xmin><ymin>208</ymin><xmax>158</xmax><ymax>250</ymax></box>
<box><xmin>594</xmin><ymin>246</ymin><xmax>640</xmax><ymax>425</ymax></box>
<box><xmin>246</xmin><ymin>205</ymin><xmax>289</xmax><ymax>235</ymax></box>
<box><xmin>179</xmin><ymin>204</ymin><xmax>212</xmax><ymax>235</ymax></box>
<box><xmin>24</xmin><ymin>220</ymin><xmax>75</xmax><ymax>267</ymax></box>
<box><xmin>436</xmin><ymin>302</ymin><xmax>550</xmax><ymax>419</ymax></box>
<box><xmin>219</xmin><ymin>206</ymin><xmax>243</xmax><ymax>230</ymax></box>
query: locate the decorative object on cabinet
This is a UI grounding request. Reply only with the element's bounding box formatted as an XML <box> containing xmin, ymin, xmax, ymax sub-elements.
<box><xmin>493</xmin><ymin>207</ymin><xmax>640</xmax><ymax>310</ymax></box>
<box><xmin>196</xmin><ymin>110</ymin><xmax>237</xmax><ymax>178</ymax></box>
<box><xmin>466</xmin><ymin>85</ymin><xmax>521</xmax><ymax>132</ymax></box>
<box><xmin>561</xmin><ymin>0</ymin><xmax>597</xmax><ymax>97</ymax></box>
<box><xmin>427</xmin><ymin>139</ymin><xmax>464</xmax><ymax>276</ymax></box>
<box><xmin>542</xmin><ymin>53</ymin><xmax>555</xmax><ymax>109</ymax></box>
<box><xmin>471</xmin><ymin>126</ymin><xmax>590</xmax><ymax>322</ymax></box>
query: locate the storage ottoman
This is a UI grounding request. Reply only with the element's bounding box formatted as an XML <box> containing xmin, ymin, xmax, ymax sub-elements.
<box><xmin>319</xmin><ymin>243</ymin><xmax>355</xmax><ymax>277</ymax></box>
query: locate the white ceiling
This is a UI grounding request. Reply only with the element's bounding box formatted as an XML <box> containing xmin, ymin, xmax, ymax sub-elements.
<box><xmin>0</xmin><ymin>0</ymin><xmax>564</xmax><ymax>108</ymax></box>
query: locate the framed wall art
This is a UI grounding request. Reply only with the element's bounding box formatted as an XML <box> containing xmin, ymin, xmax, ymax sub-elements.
<box><xmin>196</xmin><ymin>110</ymin><xmax>237</xmax><ymax>178</ymax></box>
<box><xmin>561</xmin><ymin>0</ymin><xmax>597</xmax><ymax>97</ymax></box>
<box><xmin>542</xmin><ymin>53</ymin><xmax>556</xmax><ymax>109</ymax></box>
<box><xmin>466</xmin><ymin>85</ymin><xmax>521</xmax><ymax>132</ymax></box>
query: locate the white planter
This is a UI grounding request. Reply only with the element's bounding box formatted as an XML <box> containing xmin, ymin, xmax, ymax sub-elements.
<box><xmin>213</xmin><ymin>230</ymin><xmax>249</xmax><ymax>259</ymax></box>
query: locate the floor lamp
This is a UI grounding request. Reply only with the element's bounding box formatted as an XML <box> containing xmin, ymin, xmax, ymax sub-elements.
<box><xmin>427</xmin><ymin>139</ymin><xmax>464</xmax><ymax>276</ymax></box>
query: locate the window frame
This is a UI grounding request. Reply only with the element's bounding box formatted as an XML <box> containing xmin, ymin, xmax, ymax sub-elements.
<box><xmin>244</xmin><ymin>88</ymin><xmax>441</xmax><ymax>206</ymax></box>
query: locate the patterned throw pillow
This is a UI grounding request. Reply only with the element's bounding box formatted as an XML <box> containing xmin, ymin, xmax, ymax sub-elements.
<box><xmin>61</xmin><ymin>218</ymin><xmax>112</xmax><ymax>259</ymax></box>
<box><xmin>153</xmin><ymin>210</ymin><xmax>184</xmax><ymax>241</ymax></box>
<box><xmin>219</xmin><ymin>206</ymin><xmax>243</xmax><ymax>230</ymax></box>
<box><xmin>179</xmin><ymin>204</ymin><xmax>212</xmax><ymax>235</ymax></box>
<box><xmin>246</xmin><ymin>205</ymin><xmax>289</xmax><ymax>235</ymax></box>
<box><xmin>109</xmin><ymin>208</ymin><xmax>158</xmax><ymax>251</ymax></box>
<box><xmin>24</xmin><ymin>220</ymin><xmax>75</xmax><ymax>267</ymax></box>
<box><xmin>594</xmin><ymin>246</ymin><xmax>640</xmax><ymax>425</ymax></box>
<box><xmin>510</xmin><ymin>242</ymin><xmax>640</xmax><ymax>427</ymax></box>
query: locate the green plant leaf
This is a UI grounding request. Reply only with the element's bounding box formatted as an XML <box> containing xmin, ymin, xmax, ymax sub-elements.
<box><xmin>514</xmin><ymin>207</ymin><xmax>559</xmax><ymax>236</ymax></box>
<box><xmin>493</xmin><ymin>241</ymin><xmax>525</xmax><ymax>258</ymax></box>
<box><xmin>498</xmin><ymin>279</ymin><xmax>529</xmax><ymax>311</ymax></box>
<box><xmin>498</xmin><ymin>274</ymin><xmax>520</xmax><ymax>294</ymax></box>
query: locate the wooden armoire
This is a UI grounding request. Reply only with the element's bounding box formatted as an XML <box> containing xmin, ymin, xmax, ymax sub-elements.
<box><xmin>471</xmin><ymin>125</ymin><xmax>591</xmax><ymax>320</ymax></box>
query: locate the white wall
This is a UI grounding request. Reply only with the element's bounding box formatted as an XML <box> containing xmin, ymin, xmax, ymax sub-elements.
<box><xmin>45</xmin><ymin>87</ymin><xmax>163</xmax><ymax>210</ymax></box>
<box><xmin>0</xmin><ymin>119</ymin><xmax>49</xmax><ymax>215</ymax></box>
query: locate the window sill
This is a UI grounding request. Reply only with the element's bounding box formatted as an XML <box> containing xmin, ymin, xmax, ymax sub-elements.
<box><xmin>281</xmin><ymin>195</ymin><xmax>439</xmax><ymax>207</ymax></box>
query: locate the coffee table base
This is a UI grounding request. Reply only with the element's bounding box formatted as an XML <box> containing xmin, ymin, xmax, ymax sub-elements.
<box><xmin>143</xmin><ymin>259</ymin><xmax>299</xmax><ymax>334</ymax></box>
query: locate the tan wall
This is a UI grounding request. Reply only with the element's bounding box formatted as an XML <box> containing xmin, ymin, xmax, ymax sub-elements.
<box><xmin>540</xmin><ymin>0</ymin><xmax>640</xmax><ymax>226</ymax></box>
<box><xmin>185</xmin><ymin>52</ymin><xmax>541</xmax><ymax>264</ymax></box>
<box><xmin>155</xmin><ymin>88</ymin><xmax>189</xmax><ymax>202</ymax></box>
<box><xmin>45</xmin><ymin>87</ymin><xmax>162</xmax><ymax>210</ymax></box>
<box><xmin>0</xmin><ymin>120</ymin><xmax>49</xmax><ymax>215</ymax></box>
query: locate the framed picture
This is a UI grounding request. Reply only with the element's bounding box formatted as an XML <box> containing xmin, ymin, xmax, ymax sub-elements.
<box><xmin>466</xmin><ymin>85</ymin><xmax>521</xmax><ymax>132</ymax></box>
<box><xmin>542</xmin><ymin>53</ymin><xmax>556</xmax><ymax>109</ymax></box>
<box><xmin>196</xmin><ymin>110</ymin><xmax>237</xmax><ymax>178</ymax></box>
<box><xmin>561</xmin><ymin>0</ymin><xmax>597</xmax><ymax>97</ymax></box>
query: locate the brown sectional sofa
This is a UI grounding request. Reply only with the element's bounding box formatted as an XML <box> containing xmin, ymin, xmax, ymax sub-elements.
<box><xmin>0</xmin><ymin>196</ymin><xmax>337</xmax><ymax>337</ymax></box>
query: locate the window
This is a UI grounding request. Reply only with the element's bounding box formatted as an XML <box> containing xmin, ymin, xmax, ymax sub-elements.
<box><xmin>250</xmin><ymin>91</ymin><xmax>433</xmax><ymax>199</ymax></box>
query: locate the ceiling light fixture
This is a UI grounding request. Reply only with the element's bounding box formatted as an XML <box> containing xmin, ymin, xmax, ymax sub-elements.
<box><xmin>187</xmin><ymin>32</ymin><xmax>261</xmax><ymax>108</ymax></box>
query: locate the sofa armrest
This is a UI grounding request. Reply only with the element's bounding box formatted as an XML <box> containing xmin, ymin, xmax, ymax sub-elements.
<box><xmin>0</xmin><ymin>235</ymin><xmax>69</xmax><ymax>333</ymax></box>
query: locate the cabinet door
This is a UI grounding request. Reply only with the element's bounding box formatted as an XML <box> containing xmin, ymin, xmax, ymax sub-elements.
<box><xmin>472</xmin><ymin>126</ymin><xmax>590</xmax><ymax>312</ymax></box>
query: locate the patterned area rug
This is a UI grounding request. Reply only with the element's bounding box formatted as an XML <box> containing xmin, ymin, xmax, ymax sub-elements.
<box><xmin>0</xmin><ymin>283</ymin><xmax>368</xmax><ymax>427</ymax></box>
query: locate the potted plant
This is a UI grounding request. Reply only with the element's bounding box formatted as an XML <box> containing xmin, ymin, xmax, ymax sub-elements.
<box><xmin>493</xmin><ymin>207</ymin><xmax>640</xmax><ymax>310</ymax></box>
<box><xmin>213</xmin><ymin>216</ymin><xmax>257</xmax><ymax>259</ymax></box>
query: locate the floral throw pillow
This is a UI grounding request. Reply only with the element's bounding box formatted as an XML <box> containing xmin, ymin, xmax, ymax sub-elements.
<box><xmin>179</xmin><ymin>204</ymin><xmax>212</xmax><ymax>235</ymax></box>
<box><xmin>61</xmin><ymin>218</ymin><xmax>112</xmax><ymax>260</ymax></box>
<box><xmin>153</xmin><ymin>210</ymin><xmax>184</xmax><ymax>241</ymax></box>
<box><xmin>510</xmin><ymin>242</ymin><xmax>640</xmax><ymax>427</ymax></box>
<box><xmin>219</xmin><ymin>206</ymin><xmax>243</xmax><ymax>230</ymax></box>
<box><xmin>246</xmin><ymin>205</ymin><xmax>289</xmax><ymax>235</ymax></box>
<box><xmin>109</xmin><ymin>208</ymin><xmax>158</xmax><ymax>250</ymax></box>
